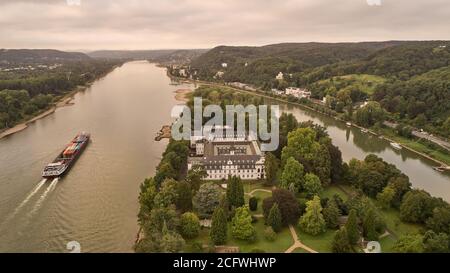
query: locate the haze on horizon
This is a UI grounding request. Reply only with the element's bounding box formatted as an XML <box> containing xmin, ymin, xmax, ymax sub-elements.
<box><xmin>0</xmin><ymin>0</ymin><xmax>449</xmax><ymax>51</ymax></box>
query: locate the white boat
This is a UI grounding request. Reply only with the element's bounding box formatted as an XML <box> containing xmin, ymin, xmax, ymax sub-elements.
<box><xmin>390</xmin><ymin>142</ymin><xmax>402</xmax><ymax>150</ymax></box>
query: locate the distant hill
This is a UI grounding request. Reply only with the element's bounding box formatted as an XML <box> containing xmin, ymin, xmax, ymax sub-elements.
<box><xmin>190</xmin><ymin>41</ymin><xmax>450</xmax><ymax>85</ymax></box>
<box><xmin>0</xmin><ymin>49</ymin><xmax>91</xmax><ymax>63</ymax></box>
<box><xmin>88</xmin><ymin>49</ymin><xmax>208</xmax><ymax>64</ymax></box>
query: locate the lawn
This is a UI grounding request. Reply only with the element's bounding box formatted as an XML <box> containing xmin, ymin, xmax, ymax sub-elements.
<box><xmin>320</xmin><ymin>185</ymin><xmax>349</xmax><ymax>201</ymax></box>
<box><xmin>227</xmin><ymin>220</ymin><xmax>294</xmax><ymax>253</ymax></box>
<box><xmin>379</xmin><ymin>234</ymin><xmax>397</xmax><ymax>253</ymax></box>
<box><xmin>316</xmin><ymin>74</ymin><xmax>386</xmax><ymax>95</ymax></box>
<box><xmin>185</xmin><ymin>215</ymin><xmax>294</xmax><ymax>253</ymax></box>
<box><xmin>379</xmin><ymin>208</ymin><xmax>421</xmax><ymax>236</ymax></box>
<box><xmin>296</xmin><ymin>228</ymin><xmax>336</xmax><ymax>253</ymax></box>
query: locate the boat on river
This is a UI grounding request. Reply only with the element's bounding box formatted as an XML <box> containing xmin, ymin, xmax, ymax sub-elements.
<box><xmin>390</xmin><ymin>142</ymin><xmax>402</xmax><ymax>150</ymax></box>
<box><xmin>42</xmin><ymin>132</ymin><xmax>90</xmax><ymax>178</ymax></box>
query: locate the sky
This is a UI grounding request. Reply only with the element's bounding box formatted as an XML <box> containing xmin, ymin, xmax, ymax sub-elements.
<box><xmin>0</xmin><ymin>0</ymin><xmax>449</xmax><ymax>51</ymax></box>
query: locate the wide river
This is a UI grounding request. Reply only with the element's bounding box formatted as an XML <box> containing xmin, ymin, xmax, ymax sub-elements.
<box><xmin>0</xmin><ymin>61</ymin><xmax>449</xmax><ymax>252</ymax></box>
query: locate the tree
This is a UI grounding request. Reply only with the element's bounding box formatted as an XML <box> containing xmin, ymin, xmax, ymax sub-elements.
<box><xmin>193</xmin><ymin>183</ymin><xmax>222</xmax><ymax>218</ymax></box>
<box><xmin>249</xmin><ymin>197</ymin><xmax>258</xmax><ymax>212</ymax></box>
<box><xmin>267</xmin><ymin>203</ymin><xmax>282</xmax><ymax>232</ymax></box>
<box><xmin>179</xmin><ymin>212</ymin><xmax>200</xmax><ymax>239</ymax></box>
<box><xmin>303</xmin><ymin>173</ymin><xmax>323</xmax><ymax>198</ymax></box>
<box><xmin>426</xmin><ymin>206</ymin><xmax>450</xmax><ymax>235</ymax></box>
<box><xmin>355</xmin><ymin>101</ymin><xmax>385</xmax><ymax>127</ymax></box>
<box><xmin>280</xmin><ymin>157</ymin><xmax>304</xmax><ymax>192</ymax></box>
<box><xmin>160</xmin><ymin>223</ymin><xmax>186</xmax><ymax>253</ymax></box>
<box><xmin>175</xmin><ymin>181</ymin><xmax>193</xmax><ymax>213</ymax></box>
<box><xmin>422</xmin><ymin>230</ymin><xmax>449</xmax><ymax>253</ymax></box>
<box><xmin>154</xmin><ymin>178</ymin><xmax>179</xmax><ymax>208</ymax></box>
<box><xmin>262</xmin><ymin>189</ymin><xmax>301</xmax><ymax>226</ymax></box>
<box><xmin>345</xmin><ymin>209</ymin><xmax>359</xmax><ymax>245</ymax></box>
<box><xmin>376</xmin><ymin>185</ymin><xmax>395</xmax><ymax>209</ymax></box>
<box><xmin>186</xmin><ymin>165</ymin><xmax>207</xmax><ymax>192</ymax></box>
<box><xmin>362</xmin><ymin>209</ymin><xmax>379</xmax><ymax>241</ymax></box>
<box><xmin>400</xmin><ymin>190</ymin><xmax>435</xmax><ymax>223</ymax></box>
<box><xmin>299</xmin><ymin>196</ymin><xmax>326</xmax><ymax>236</ymax></box>
<box><xmin>226</xmin><ymin>176</ymin><xmax>245</xmax><ymax>208</ymax></box>
<box><xmin>210</xmin><ymin>207</ymin><xmax>228</xmax><ymax>245</ymax></box>
<box><xmin>138</xmin><ymin>178</ymin><xmax>158</xmax><ymax>223</ymax></box>
<box><xmin>332</xmin><ymin>227</ymin><xmax>353</xmax><ymax>253</ymax></box>
<box><xmin>393</xmin><ymin>234</ymin><xmax>424</xmax><ymax>253</ymax></box>
<box><xmin>231</xmin><ymin>206</ymin><xmax>256</xmax><ymax>241</ymax></box>
<box><xmin>264</xmin><ymin>226</ymin><xmax>277</xmax><ymax>241</ymax></box>
<box><xmin>323</xmin><ymin>199</ymin><xmax>341</xmax><ymax>229</ymax></box>
<box><xmin>264</xmin><ymin>152</ymin><xmax>279</xmax><ymax>186</ymax></box>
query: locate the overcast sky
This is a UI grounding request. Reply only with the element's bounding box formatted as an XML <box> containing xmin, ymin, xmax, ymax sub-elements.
<box><xmin>0</xmin><ymin>0</ymin><xmax>449</xmax><ymax>51</ymax></box>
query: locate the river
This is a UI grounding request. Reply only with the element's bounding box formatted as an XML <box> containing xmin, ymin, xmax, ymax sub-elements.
<box><xmin>0</xmin><ymin>61</ymin><xmax>449</xmax><ymax>253</ymax></box>
<box><xmin>0</xmin><ymin>61</ymin><xmax>192</xmax><ymax>252</ymax></box>
<box><xmin>268</xmin><ymin>99</ymin><xmax>450</xmax><ymax>201</ymax></box>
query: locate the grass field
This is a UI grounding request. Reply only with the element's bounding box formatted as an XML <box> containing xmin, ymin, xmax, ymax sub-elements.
<box><xmin>296</xmin><ymin>228</ymin><xmax>336</xmax><ymax>253</ymax></box>
<box><xmin>316</xmin><ymin>74</ymin><xmax>387</xmax><ymax>95</ymax></box>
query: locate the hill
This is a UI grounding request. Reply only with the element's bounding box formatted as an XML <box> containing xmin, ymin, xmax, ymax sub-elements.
<box><xmin>0</xmin><ymin>49</ymin><xmax>91</xmax><ymax>63</ymax></box>
<box><xmin>88</xmin><ymin>49</ymin><xmax>208</xmax><ymax>64</ymax></box>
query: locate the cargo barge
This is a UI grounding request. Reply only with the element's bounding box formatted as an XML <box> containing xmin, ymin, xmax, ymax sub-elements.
<box><xmin>42</xmin><ymin>132</ymin><xmax>90</xmax><ymax>178</ymax></box>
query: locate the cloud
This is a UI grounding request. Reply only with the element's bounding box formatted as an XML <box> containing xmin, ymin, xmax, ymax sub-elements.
<box><xmin>0</xmin><ymin>0</ymin><xmax>449</xmax><ymax>50</ymax></box>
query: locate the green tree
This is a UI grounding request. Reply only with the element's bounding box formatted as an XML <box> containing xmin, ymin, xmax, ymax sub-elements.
<box><xmin>426</xmin><ymin>206</ymin><xmax>450</xmax><ymax>234</ymax></box>
<box><xmin>332</xmin><ymin>227</ymin><xmax>353</xmax><ymax>253</ymax></box>
<box><xmin>186</xmin><ymin>165</ymin><xmax>207</xmax><ymax>192</ymax></box>
<box><xmin>210</xmin><ymin>207</ymin><xmax>227</xmax><ymax>245</ymax></box>
<box><xmin>160</xmin><ymin>222</ymin><xmax>186</xmax><ymax>253</ymax></box>
<box><xmin>299</xmin><ymin>196</ymin><xmax>326</xmax><ymax>236</ymax></box>
<box><xmin>362</xmin><ymin>209</ymin><xmax>379</xmax><ymax>241</ymax></box>
<box><xmin>400</xmin><ymin>190</ymin><xmax>435</xmax><ymax>223</ymax></box>
<box><xmin>280</xmin><ymin>157</ymin><xmax>304</xmax><ymax>191</ymax></box>
<box><xmin>264</xmin><ymin>227</ymin><xmax>277</xmax><ymax>241</ymax></box>
<box><xmin>138</xmin><ymin>178</ymin><xmax>158</xmax><ymax>223</ymax></box>
<box><xmin>263</xmin><ymin>189</ymin><xmax>301</xmax><ymax>226</ymax></box>
<box><xmin>323</xmin><ymin>199</ymin><xmax>341</xmax><ymax>229</ymax></box>
<box><xmin>249</xmin><ymin>197</ymin><xmax>258</xmax><ymax>212</ymax></box>
<box><xmin>175</xmin><ymin>181</ymin><xmax>193</xmax><ymax>213</ymax></box>
<box><xmin>345</xmin><ymin>209</ymin><xmax>360</xmax><ymax>245</ymax></box>
<box><xmin>193</xmin><ymin>183</ymin><xmax>222</xmax><ymax>218</ymax></box>
<box><xmin>226</xmin><ymin>176</ymin><xmax>245</xmax><ymax>208</ymax></box>
<box><xmin>376</xmin><ymin>185</ymin><xmax>395</xmax><ymax>209</ymax></box>
<box><xmin>267</xmin><ymin>203</ymin><xmax>283</xmax><ymax>232</ymax></box>
<box><xmin>179</xmin><ymin>212</ymin><xmax>200</xmax><ymax>239</ymax></box>
<box><xmin>264</xmin><ymin>152</ymin><xmax>279</xmax><ymax>186</ymax></box>
<box><xmin>355</xmin><ymin>101</ymin><xmax>385</xmax><ymax>127</ymax></box>
<box><xmin>303</xmin><ymin>173</ymin><xmax>323</xmax><ymax>198</ymax></box>
<box><xmin>154</xmin><ymin>178</ymin><xmax>178</xmax><ymax>208</ymax></box>
<box><xmin>422</xmin><ymin>230</ymin><xmax>449</xmax><ymax>253</ymax></box>
<box><xmin>231</xmin><ymin>206</ymin><xmax>256</xmax><ymax>241</ymax></box>
<box><xmin>393</xmin><ymin>234</ymin><xmax>424</xmax><ymax>253</ymax></box>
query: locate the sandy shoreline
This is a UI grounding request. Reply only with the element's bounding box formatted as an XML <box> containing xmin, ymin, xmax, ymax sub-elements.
<box><xmin>174</xmin><ymin>88</ymin><xmax>193</xmax><ymax>102</ymax></box>
<box><xmin>0</xmin><ymin>86</ymin><xmax>83</xmax><ymax>140</ymax></box>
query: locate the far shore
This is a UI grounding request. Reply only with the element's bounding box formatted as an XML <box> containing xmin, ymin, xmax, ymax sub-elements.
<box><xmin>0</xmin><ymin>86</ymin><xmax>85</xmax><ymax>140</ymax></box>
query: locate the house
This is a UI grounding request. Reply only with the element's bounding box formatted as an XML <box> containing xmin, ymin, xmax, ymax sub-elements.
<box><xmin>214</xmin><ymin>71</ymin><xmax>225</xmax><ymax>79</ymax></box>
<box><xmin>221</xmin><ymin>63</ymin><xmax>228</xmax><ymax>68</ymax></box>
<box><xmin>188</xmin><ymin>128</ymin><xmax>265</xmax><ymax>181</ymax></box>
<box><xmin>275</xmin><ymin>72</ymin><xmax>284</xmax><ymax>80</ymax></box>
<box><xmin>285</xmin><ymin>87</ymin><xmax>311</xmax><ymax>99</ymax></box>
<box><xmin>271</xmin><ymin>89</ymin><xmax>285</xmax><ymax>96</ymax></box>
<box><xmin>179</xmin><ymin>69</ymin><xmax>187</xmax><ymax>77</ymax></box>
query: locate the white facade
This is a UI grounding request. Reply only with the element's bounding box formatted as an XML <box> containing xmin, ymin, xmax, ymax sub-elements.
<box><xmin>276</xmin><ymin>72</ymin><xmax>284</xmax><ymax>80</ymax></box>
<box><xmin>285</xmin><ymin>87</ymin><xmax>311</xmax><ymax>99</ymax></box>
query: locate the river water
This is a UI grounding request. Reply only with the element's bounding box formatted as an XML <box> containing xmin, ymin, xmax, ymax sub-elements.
<box><xmin>0</xmin><ymin>61</ymin><xmax>192</xmax><ymax>252</ymax></box>
<box><xmin>0</xmin><ymin>61</ymin><xmax>448</xmax><ymax>253</ymax></box>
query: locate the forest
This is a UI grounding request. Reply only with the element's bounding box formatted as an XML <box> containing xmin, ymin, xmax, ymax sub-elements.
<box><xmin>0</xmin><ymin>59</ymin><xmax>122</xmax><ymax>130</ymax></box>
<box><xmin>189</xmin><ymin>41</ymin><xmax>450</xmax><ymax>138</ymax></box>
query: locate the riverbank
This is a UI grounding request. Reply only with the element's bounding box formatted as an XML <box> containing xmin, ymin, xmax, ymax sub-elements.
<box><xmin>174</xmin><ymin>88</ymin><xmax>193</xmax><ymax>102</ymax></box>
<box><xmin>0</xmin><ymin>64</ymin><xmax>122</xmax><ymax>140</ymax></box>
<box><xmin>0</xmin><ymin>87</ymin><xmax>82</xmax><ymax>139</ymax></box>
<box><xmin>167</xmin><ymin>74</ymin><xmax>450</xmax><ymax>170</ymax></box>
